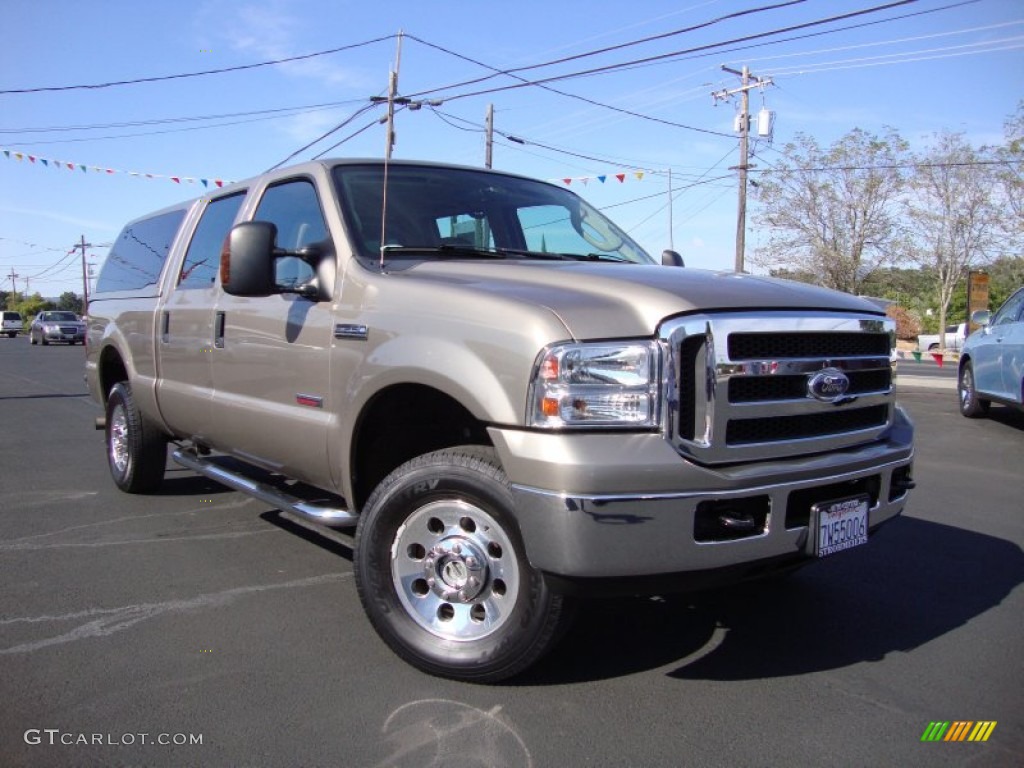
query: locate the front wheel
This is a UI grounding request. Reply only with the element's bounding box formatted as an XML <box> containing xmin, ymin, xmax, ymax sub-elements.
<box><xmin>354</xmin><ymin>446</ymin><xmax>572</xmax><ymax>682</ymax></box>
<box><xmin>105</xmin><ymin>381</ymin><xmax>168</xmax><ymax>492</ymax></box>
<box><xmin>958</xmin><ymin>361</ymin><xmax>990</xmax><ymax>418</ymax></box>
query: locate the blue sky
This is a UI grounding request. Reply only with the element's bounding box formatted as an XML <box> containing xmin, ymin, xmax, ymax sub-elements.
<box><xmin>1</xmin><ymin>0</ymin><xmax>1021</xmax><ymax>299</ymax></box>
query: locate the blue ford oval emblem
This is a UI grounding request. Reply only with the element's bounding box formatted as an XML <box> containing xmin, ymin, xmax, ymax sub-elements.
<box><xmin>808</xmin><ymin>368</ymin><xmax>850</xmax><ymax>402</ymax></box>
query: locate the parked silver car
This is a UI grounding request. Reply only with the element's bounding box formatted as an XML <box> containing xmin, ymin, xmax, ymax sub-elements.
<box><xmin>29</xmin><ymin>311</ymin><xmax>86</xmax><ymax>346</ymax></box>
<box><xmin>958</xmin><ymin>286</ymin><xmax>1024</xmax><ymax>417</ymax></box>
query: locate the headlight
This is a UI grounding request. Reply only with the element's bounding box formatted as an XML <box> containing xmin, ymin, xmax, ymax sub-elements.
<box><xmin>527</xmin><ymin>341</ymin><xmax>661</xmax><ymax>428</ymax></box>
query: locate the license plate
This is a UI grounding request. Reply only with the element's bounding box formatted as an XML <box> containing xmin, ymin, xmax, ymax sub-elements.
<box><xmin>812</xmin><ymin>495</ymin><xmax>869</xmax><ymax>557</ymax></box>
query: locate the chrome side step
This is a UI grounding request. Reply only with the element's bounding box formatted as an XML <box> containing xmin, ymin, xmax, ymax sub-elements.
<box><xmin>172</xmin><ymin>449</ymin><xmax>359</xmax><ymax>528</ymax></box>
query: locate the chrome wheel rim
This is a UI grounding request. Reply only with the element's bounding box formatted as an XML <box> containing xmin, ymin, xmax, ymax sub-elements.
<box><xmin>109</xmin><ymin>402</ymin><xmax>129</xmax><ymax>474</ymax></box>
<box><xmin>391</xmin><ymin>499</ymin><xmax>520</xmax><ymax>642</ymax></box>
<box><xmin>960</xmin><ymin>367</ymin><xmax>974</xmax><ymax>410</ymax></box>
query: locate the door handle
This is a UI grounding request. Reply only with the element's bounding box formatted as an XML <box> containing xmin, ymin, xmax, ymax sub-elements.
<box><xmin>160</xmin><ymin>311</ymin><xmax>170</xmax><ymax>343</ymax></box>
<box><xmin>214</xmin><ymin>311</ymin><xmax>226</xmax><ymax>348</ymax></box>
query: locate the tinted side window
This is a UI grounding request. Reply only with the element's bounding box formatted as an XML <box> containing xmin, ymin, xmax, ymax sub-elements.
<box><xmin>993</xmin><ymin>289</ymin><xmax>1024</xmax><ymax>326</ymax></box>
<box><xmin>253</xmin><ymin>179</ymin><xmax>328</xmax><ymax>288</ymax></box>
<box><xmin>179</xmin><ymin>193</ymin><xmax>246</xmax><ymax>289</ymax></box>
<box><xmin>97</xmin><ymin>209</ymin><xmax>186</xmax><ymax>293</ymax></box>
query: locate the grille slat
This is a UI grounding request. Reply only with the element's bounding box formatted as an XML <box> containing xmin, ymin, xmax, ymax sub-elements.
<box><xmin>726</xmin><ymin>405</ymin><xmax>889</xmax><ymax>445</ymax></box>
<box><xmin>728</xmin><ymin>332</ymin><xmax>890</xmax><ymax>360</ymax></box>
<box><xmin>729</xmin><ymin>369</ymin><xmax>891</xmax><ymax>403</ymax></box>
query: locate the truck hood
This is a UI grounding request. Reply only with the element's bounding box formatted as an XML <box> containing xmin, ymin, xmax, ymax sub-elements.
<box><xmin>400</xmin><ymin>260</ymin><xmax>882</xmax><ymax>339</ymax></box>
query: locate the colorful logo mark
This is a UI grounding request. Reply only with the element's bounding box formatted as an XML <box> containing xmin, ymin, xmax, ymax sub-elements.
<box><xmin>921</xmin><ymin>721</ymin><xmax>997</xmax><ymax>742</ymax></box>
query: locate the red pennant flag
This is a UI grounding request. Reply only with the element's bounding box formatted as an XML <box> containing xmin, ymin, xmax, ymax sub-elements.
<box><xmin>215</xmin><ymin>180</ymin><xmax>224</xmax><ymax>188</ymax></box>
<box><xmin>28</xmin><ymin>155</ymin><xmax>36</xmax><ymax>163</ymax></box>
<box><xmin>616</xmin><ymin>173</ymin><xmax>625</xmax><ymax>182</ymax></box>
<box><xmin>171</xmin><ymin>177</ymin><xmax>181</xmax><ymax>183</ymax></box>
<box><xmin>930</xmin><ymin>353</ymin><xmax>944</xmax><ymax>367</ymax></box>
<box><xmin>67</xmin><ymin>162</ymin><xmax>75</xmax><ymax>170</ymax></box>
<box><xmin>562</xmin><ymin>178</ymin><xmax>572</xmax><ymax>185</ymax></box>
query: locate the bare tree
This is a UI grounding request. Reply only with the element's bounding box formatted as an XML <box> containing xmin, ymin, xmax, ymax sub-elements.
<box><xmin>995</xmin><ymin>101</ymin><xmax>1024</xmax><ymax>242</ymax></box>
<box><xmin>903</xmin><ymin>131</ymin><xmax>1000</xmax><ymax>349</ymax></box>
<box><xmin>751</xmin><ymin>128</ymin><xmax>909</xmax><ymax>294</ymax></box>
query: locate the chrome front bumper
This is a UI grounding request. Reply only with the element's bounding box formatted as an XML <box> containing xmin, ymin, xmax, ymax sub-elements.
<box><xmin>490</xmin><ymin>408</ymin><xmax>914</xmax><ymax>580</ymax></box>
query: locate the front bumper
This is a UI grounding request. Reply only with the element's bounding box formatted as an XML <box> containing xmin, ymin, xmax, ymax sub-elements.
<box><xmin>40</xmin><ymin>328</ymin><xmax>85</xmax><ymax>342</ymax></box>
<box><xmin>488</xmin><ymin>407</ymin><xmax>914</xmax><ymax>582</ymax></box>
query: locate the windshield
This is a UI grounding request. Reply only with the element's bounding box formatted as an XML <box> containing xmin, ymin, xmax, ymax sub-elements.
<box><xmin>44</xmin><ymin>312</ymin><xmax>79</xmax><ymax>321</ymax></box>
<box><xmin>332</xmin><ymin>163</ymin><xmax>653</xmax><ymax>265</ymax></box>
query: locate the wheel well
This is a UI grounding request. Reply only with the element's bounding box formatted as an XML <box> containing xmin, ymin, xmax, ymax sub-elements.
<box><xmin>98</xmin><ymin>346</ymin><xmax>129</xmax><ymax>404</ymax></box>
<box><xmin>351</xmin><ymin>384</ymin><xmax>492</xmax><ymax>511</ymax></box>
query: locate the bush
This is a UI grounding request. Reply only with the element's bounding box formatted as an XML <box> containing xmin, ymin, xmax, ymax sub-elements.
<box><xmin>886</xmin><ymin>305</ymin><xmax>921</xmax><ymax>341</ymax></box>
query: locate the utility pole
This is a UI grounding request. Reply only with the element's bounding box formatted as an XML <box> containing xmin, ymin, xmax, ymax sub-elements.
<box><xmin>384</xmin><ymin>31</ymin><xmax>403</xmax><ymax>161</ymax></box>
<box><xmin>73</xmin><ymin>235</ymin><xmax>92</xmax><ymax>314</ymax></box>
<box><xmin>7</xmin><ymin>267</ymin><xmax>17</xmax><ymax>296</ymax></box>
<box><xmin>667</xmin><ymin>168</ymin><xmax>675</xmax><ymax>252</ymax></box>
<box><xmin>485</xmin><ymin>104</ymin><xmax>494</xmax><ymax>169</ymax></box>
<box><xmin>712</xmin><ymin>66</ymin><xmax>772</xmax><ymax>273</ymax></box>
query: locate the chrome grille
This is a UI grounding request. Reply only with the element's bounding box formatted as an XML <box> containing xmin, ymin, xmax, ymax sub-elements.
<box><xmin>661</xmin><ymin>312</ymin><xmax>895</xmax><ymax>464</ymax></box>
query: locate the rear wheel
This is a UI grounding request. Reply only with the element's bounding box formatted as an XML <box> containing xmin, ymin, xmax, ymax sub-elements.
<box><xmin>958</xmin><ymin>361</ymin><xmax>990</xmax><ymax>418</ymax></box>
<box><xmin>354</xmin><ymin>446</ymin><xmax>572</xmax><ymax>682</ymax></box>
<box><xmin>105</xmin><ymin>381</ymin><xmax>167</xmax><ymax>492</ymax></box>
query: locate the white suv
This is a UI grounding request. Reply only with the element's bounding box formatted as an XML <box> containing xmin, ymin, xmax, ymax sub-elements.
<box><xmin>1</xmin><ymin>311</ymin><xmax>23</xmax><ymax>338</ymax></box>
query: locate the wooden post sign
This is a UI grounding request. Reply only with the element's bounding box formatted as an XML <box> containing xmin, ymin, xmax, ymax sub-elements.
<box><xmin>967</xmin><ymin>271</ymin><xmax>990</xmax><ymax>333</ymax></box>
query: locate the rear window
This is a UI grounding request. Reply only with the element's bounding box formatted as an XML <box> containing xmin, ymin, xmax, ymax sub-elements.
<box><xmin>97</xmin><ymin>208</ymin><xmax>187</xmax><ymax>293</ymax></box>
<box><xmin>2</xmin><ymin>312</ymin><xmax>22</xmax><ymax>321</ymax></box>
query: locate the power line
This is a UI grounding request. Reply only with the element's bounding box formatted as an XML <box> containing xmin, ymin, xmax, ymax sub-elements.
<box><xmin>404</xmin><ymin>1</ymin><xmax>808</xmax><ymax>97</ymax></box>
<box><xmin>265</xmin><ymin>102</ymin><xmax>383</xmax><ymax>171</ymax></box>
<box><xmin>407</xmin><ymin>0</ymin><xmax>921</xmax><ymax>104</ymax></box>
<box><xmin>0</xmin><ymin>36</ymin><xmax>396</xmax><ymax>95</ymax></box>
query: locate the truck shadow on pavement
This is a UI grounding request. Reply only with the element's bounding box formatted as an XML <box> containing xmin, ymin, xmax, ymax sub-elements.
<box><xmin>519</xmin><ymin>516</ymin><xmax>1023</xmax><ymax>684</ymax></box>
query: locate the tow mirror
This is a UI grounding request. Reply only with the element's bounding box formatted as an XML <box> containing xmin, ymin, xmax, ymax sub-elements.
<box><xmin>222</xmin><ymin>222</ymin><xmax>278</xmax><ymax>297</ymax></box>
<box><xmin>661</xmin><ymin>249</ymin><xmax>685</xmax><ymax>267</ymax></box>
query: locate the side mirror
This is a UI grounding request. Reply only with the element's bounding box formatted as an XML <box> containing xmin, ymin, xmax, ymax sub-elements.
<box><xmin>661</xmin><ymin>249</ymin><xmax>685</xmax><ymax>267</ymax></box>
<box><xmin>970</xmin><ymin>309</ymin><xmax>991</xmax><ymax>327</ymax></box>
<box><xmin>222</xmin><ymin>222</ymin><xmax>278</xmax><ymax>297</ymax></box>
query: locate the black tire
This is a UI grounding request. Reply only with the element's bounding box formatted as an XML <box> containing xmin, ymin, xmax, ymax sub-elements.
<box><xmin>958</xmin><ymin>361</ymin><xmax>990</xmax><ymax>418</ymax></box>
<box><xmin>40</xmin><ymin>336</ymin><xmax>48</xmax><ymax>346</ymax></box>
<box><xmin>105</xmin><ymin>381</ymin><xmax>167</xmax><ymax>493</ymax></box>
<box><xmin>29</xmin><ymin>333</ymin><xmax>36</xmax><ymax>345</ymax></box>
<box><xmin>354</xmin><ymin>446</ymin><xmax>573</xmax><ymax>682</ymax></box>
<box><xmin>6</xmin><ymin>332</ymin><xmax>14</xmax><ymax>339</ymax></box>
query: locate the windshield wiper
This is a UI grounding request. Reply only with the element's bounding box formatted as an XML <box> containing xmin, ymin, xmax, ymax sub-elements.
<box><xmin>555</xmin><ymin>252</ymin><xmax>632</xmax><ymax>263</ymax></box>
<box><xmin>380</xmin><ymin>244</ymin><xmax>507</xmax><ymax>259</ymax></box>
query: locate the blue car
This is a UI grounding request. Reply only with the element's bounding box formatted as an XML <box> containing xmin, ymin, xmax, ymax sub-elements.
<box><xmin>958</xmin><ymin>287</ymin><xmax>1024</xmax><ymax>417</ymax></box>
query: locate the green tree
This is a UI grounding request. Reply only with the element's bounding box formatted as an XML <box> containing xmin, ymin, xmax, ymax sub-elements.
<box><xmin>14</xmin><ymin>293</ymin><xmax>54</xmax><ymax>320</ymax></box>
<box><xmin>57</xmin><ymin>291</ymin><xmax>83</xmax><ymax>313</ymax></box>
<box><xmin>752</xmin><ymin>127</ymin><xmax>910</xmax><ymax>294</ymax></box>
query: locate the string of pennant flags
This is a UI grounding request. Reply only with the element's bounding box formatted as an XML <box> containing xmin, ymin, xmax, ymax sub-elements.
<box><xmin>552</xmin><ymin>170</ymin><xmax>657</xmax><ymax>186</ymax></box>
<box><xmin>3</xmin><ymin>146</ymin><xmax>660</xmax><ymax>191</ymax></box>
<box><xmin>2</xmin><ymin>148</ymin><xmax>232</xmax><ymax>188</ymax></box>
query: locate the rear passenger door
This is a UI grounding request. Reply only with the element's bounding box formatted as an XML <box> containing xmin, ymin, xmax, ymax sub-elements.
<box><xmin>209</xmin><ymin>177</ymin><xmax>335</xmax><ymax>487</ymax></box>
<box><xmin>155</xmin><ymin>192</ymin><xmax>245</xmax><ymax>442</ymax></box>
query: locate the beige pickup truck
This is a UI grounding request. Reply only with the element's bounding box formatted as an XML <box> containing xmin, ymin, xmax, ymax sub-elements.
<box><xmin>86</xmin><ymin>159</ymin><xmax>915</xmax><ymax>681</ymax></box>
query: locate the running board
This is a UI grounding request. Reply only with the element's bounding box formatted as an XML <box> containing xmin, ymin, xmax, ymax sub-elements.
<box><xmin>171</xmin><ymin>449</ymin><xmax>359</xmax><ymax>528</ymax></box>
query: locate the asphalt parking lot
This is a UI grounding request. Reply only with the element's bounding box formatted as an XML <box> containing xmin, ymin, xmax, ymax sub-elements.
<box><xmin>1</xmin><ymin>339</ymin><xmax>1021</xmax><ymax>767</ymax></box>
